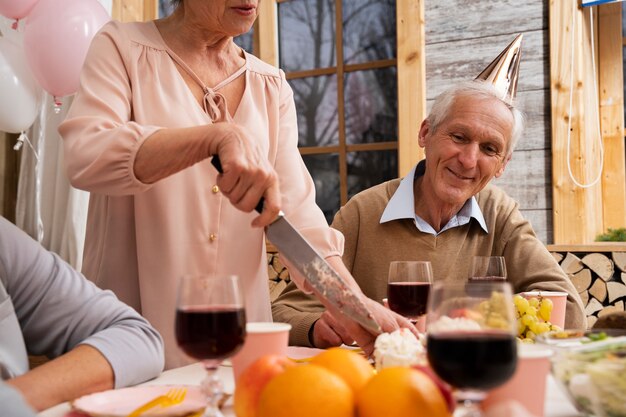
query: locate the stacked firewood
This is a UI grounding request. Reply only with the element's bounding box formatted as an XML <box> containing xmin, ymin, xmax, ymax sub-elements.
<box><xmin>552</xmin><ymin>251</ymin><xmax>626</xmax><ymax>328</ymax></box>
<box><xmin>267</xmin><ymin>249</ymin><xmax>290</xmax><ymax>301</ymax></box>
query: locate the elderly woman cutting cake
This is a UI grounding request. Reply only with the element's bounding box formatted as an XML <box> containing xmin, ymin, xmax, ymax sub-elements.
<box><xmin>59</xmin><ymin>0</ymin><xmax>415</xmax><ymax>368</ymax></box>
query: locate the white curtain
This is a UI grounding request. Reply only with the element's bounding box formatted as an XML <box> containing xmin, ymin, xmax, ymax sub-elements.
<box><xmin>16</xmin><ymin>94</ymin><xmax>89</xmax><ymax>270</ymax></box>
<box><xmin>14</xmin><ymin>0</ymin><xmax>112</xmax><ymax>271</ymax></box>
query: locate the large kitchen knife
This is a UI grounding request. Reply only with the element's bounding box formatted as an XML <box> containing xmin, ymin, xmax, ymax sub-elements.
<box><xmin>211</xmin><ymin>156</ymin><xmax>382</xmax><ymax>335</ymax></box>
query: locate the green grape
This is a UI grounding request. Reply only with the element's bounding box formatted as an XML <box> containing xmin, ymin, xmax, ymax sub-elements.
<box><xmin>534</xmin><ymin>322</ymin><xmax>551</xmax><ymax>334</ymax></box>
<box><xmin>528</xmin><ymin>297</ymin><xmax>540</xmax><ymax>308</ymax></box>
<box><xmin>522</xmin><ymin>313</ymin><xmax>537</xmax><ymax>327</ymax></box>
<box><xmin>538</xmin><ymin>298</ymin><xmax>553</xmax><ymax>321</ymax></box>
<box><xmin>514</xmin><ymin>295</ymin><xmax>529</xmax><ymax>316</ymax></box>
<box><xmin>517</xmin><ymin>318</ymin><xmax>525</xmax><ymax>335</ymax></box>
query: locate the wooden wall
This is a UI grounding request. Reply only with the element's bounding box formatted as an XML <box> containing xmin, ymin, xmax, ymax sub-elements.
<box><xmin>0</xmin><ymin>133</ymin><xmax>18</xmax><ymax>221</ymax></box>
<box><xmin>424</xmin><ymin>0</ymin><xmax>553</xmax><ymax>242</ymax></box>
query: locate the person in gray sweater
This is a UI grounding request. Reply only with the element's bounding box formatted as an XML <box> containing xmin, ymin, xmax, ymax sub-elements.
<box><xmin>1</xmin><ymin>382</ymin><xmax>36</xmax><ymax>417</ymax></box>
<box><xmin>0</xmin><ymin>216</ymin><xmax>164</xmax><ymax>411</ymax></box>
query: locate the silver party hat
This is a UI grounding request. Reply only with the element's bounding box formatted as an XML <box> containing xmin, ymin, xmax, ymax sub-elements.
<box><xmin>475</xmin><ymin>34</ymin><xmax>523</xmax><ymax>103</ymax></box>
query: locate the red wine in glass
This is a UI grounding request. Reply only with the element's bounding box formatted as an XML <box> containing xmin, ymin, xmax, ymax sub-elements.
<box><xmin>175</xmin><ymin>305</ymin><xmax>246</xmax><ymax>360</ymax></box>
<box><xmin>387</xmin><ymin>282</ymin><xmax>431</xmax><ymax>318</ymax></box>
<box><xmin>427</xmin><ymin>331</ymin><xmax>517</xmax><ymax>390</ymax></box>
<box><xmin>175</xmin><ymin>275</ymin><xmax>245</xmax><ymax>417</ymax></box>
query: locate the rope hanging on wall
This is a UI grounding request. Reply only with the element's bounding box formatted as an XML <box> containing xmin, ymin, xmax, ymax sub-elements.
<box><xmin>566</xmin><ymin>3</ymin><xmax>605</xmax><ymax>189</ymax></box>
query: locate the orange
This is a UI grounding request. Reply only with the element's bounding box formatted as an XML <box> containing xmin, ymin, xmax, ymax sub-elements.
<box><xmin>309</xmin><ymin>347</ymin><xmax>374</xmax><ymax>394</ymax></box>
<box><xmin>356</xmin><ymin>367</ymin><xmax>450</xmax><ymax>417</ymax></box>
<box><xmin>257</xmin><ymin>364</ymin><xmax>353</xmax><ymax>417</ymax></box>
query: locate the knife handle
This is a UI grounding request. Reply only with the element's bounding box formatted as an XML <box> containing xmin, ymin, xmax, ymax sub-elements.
<box><xmin>211</xmin><ymin>155</ymin><xmax>265</xmax><ymax>214</ymax></box>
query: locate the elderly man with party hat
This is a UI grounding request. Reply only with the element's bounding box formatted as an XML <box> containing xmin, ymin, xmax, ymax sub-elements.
<box><xmin>272</xmin><ymin>34</ymin><xmax>586</xmax><ymax>348</ymax></box>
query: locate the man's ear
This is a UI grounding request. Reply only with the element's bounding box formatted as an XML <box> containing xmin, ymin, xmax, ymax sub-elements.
<box><xmin>418</xmin><ymin>119</ymin><xmax>430</xmax><ymax>148</ymax></box>
<box><xmin>494</xmin><ymin>153</ymin><xmax>512</xmax><ymax>178</ymax></box>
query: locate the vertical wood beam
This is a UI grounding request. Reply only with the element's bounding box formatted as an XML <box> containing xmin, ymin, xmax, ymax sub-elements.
<box><xmin>598</xmin><ymin>3</ymin><xmax>626</xmax><ymax>231</ymax></box>
<box><xmin>144</xmin><ymin>0</ymin><xmax>158</xmax><ymax>21</ymax></box>
<box><xmin>257</xmin><ymin>0</ymin><xmax>278</xmax><ymax>66</ymax></box>
<box><xmin>550</xmin><ymin>1</ymin><xmax>605</xmax><ymax>243</ymax></box>
<box><xmin>112</xmin><ymin>0</ymin><xmax>152</xmax><ymax>22</ymax></box>
<box><xmin>0</xmin><ymin>134</ymin><xmax>19</xmax><ymax>221</ymax></box>
<box><xmin>397</xmin><ymin>0</ymin><xmax>425</xmax><ymax>177</ymax></box>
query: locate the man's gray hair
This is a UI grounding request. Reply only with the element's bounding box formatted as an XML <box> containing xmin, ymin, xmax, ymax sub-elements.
<box><xmin>426</xmin><ymin>80</ymin><xmax>525</xmax><ymax>156</ymax></box>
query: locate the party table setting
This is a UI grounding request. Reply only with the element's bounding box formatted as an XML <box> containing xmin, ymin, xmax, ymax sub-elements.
<box><xmin>37</xmin><ymin>260</ymin><xmax>626</xmax><ymax>417</ymax></box>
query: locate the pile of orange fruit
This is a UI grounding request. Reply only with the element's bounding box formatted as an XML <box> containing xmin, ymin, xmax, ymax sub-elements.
<box><xmin>233</xmin><ymin>348</ymin><xmax>451</xmax><ymax>417</ymax></box>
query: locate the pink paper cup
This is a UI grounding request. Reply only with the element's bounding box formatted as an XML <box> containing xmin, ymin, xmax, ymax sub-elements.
<box><xmin>231</xmin><ymin>322</ymin><xmax>291</xmax><ymax>382</ymax></box>
<box><xmin>521</xmin><ymin>291</ymin><xmax>568</xmax><ymax>329</ymax></box>
<box><xmin>484</xmin><ymin>344</ymin><xmax>553</xmax><ymax>417</ymax></box>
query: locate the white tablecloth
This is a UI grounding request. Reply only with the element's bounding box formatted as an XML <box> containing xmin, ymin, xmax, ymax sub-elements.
<box><xmin>39</xmin><ymin>362</ymin><xmax>581</xmax><ymax>417</ymax></box>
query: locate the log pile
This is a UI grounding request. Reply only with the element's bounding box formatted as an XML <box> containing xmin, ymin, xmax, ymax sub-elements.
<box><xmin>267</xmin><ymin>249</ymin><xmax>290</xmax><ymax>301</ymax></box>
<box><xmin>552</xmin><ymin>250</ymin><xmax>626</xmax><ymax>328</ymax></box>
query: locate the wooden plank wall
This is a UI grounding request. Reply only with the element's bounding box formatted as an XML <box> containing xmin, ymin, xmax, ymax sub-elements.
<box><xmin>424</xmin><ymin>0</ymin><xmax>553</xmax><ymax>242</ymax></box>
<box><xmin>549</xmin><ymin>1</ymin><xmax>625</xmax><ymax>244</ymax></box>
<box><xmin>0</xmin><ymin>134</ymin><xmax>19</xmax><ymax>221</ymax></box>
<box><xmin>112</xmin><ymin>0</ymin><xmax>157</xmax><ymax>22</ymax></box>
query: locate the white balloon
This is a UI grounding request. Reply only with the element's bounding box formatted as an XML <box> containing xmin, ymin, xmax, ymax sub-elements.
<box><xmin>0</xmin><ymin>34</ymin><xmax>42</xmax><ymax>133</ymax></box>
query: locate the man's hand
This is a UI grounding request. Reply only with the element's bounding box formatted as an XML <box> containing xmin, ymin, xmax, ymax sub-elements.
<box><xmin>311</xmin><ymin>310</ymin><xmax>354</xmax><ymax>348</ymax></box>
<box><xmin>321</xmin><ymin>296</ymin><xmax>419</xmax><ymax>357</ymax></box>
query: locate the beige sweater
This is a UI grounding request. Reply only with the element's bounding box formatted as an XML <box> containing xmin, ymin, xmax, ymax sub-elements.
<box><xmin>272</xmin><ymin>178</ymin><xmax>587</xmax><ymax>346</ymax></box>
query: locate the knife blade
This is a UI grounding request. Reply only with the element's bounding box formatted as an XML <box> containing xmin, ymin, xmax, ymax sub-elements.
<box><xmin>211</xmin><ymin>156</ymin><xmax>381</xmax><ymax>335</ymax></box>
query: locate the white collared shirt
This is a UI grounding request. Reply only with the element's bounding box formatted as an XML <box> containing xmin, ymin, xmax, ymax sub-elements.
<box><xmin>380</xmin><ymin>163</ymin><xmax>488</xmax><ymax>236</ymax></box>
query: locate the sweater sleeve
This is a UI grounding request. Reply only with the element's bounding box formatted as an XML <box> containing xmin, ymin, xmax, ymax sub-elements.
<box><xmin>0</xmin><ymin>217</ymin><xmax>164</xmax><ymax>387</ymax></box>
<box><xmin>494</xmin><ymin>197</ymin><xmax>587</xmax><ymax>330</ymax></box>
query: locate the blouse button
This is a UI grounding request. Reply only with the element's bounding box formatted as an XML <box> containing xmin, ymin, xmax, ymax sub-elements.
<box><xmin>209</xmin><ymin>233</ymin><xmax>218</xmax><ymax>242</ymax></box>
<box><xmin>212</xmin><ymin>185</ymin><xmax>220</xmax><ymax>194</ymax></box>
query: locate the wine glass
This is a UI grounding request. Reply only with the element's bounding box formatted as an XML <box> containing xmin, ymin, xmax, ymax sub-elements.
<box><xmin>468</xmin><ymin>256</ymin><xmax>507</xmax><ymax>282</ymax></box>
<box><xmin>175</xmin><ymin>274</ymin><xmax>246</xmax><ymax>417</ymax></box>
<box><xmin>387</xmin><ymin>261</ymin><xmax>433</xmax><ymax>332</ymax></box>
<box><xmin>426</xmin><ymin>281</ymin><xmax>518</xmax><ymax>417</ymax></box>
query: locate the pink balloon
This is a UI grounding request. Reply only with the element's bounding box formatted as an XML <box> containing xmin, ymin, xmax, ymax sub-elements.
<box><xmin>0</xmin><ymin>0</ymin><xmax>40</xmax><ymax>20</ymax></box>
<box><xmin>23</xmin><ymin>0</ymin><xmax>110</xmax><ymax>98</ymax></box>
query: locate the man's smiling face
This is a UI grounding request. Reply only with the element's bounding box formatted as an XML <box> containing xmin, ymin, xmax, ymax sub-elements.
<box><xmin>418</xmin><ymin>94</ymin><xmax>514</xmax><ymax>208</ymax></box>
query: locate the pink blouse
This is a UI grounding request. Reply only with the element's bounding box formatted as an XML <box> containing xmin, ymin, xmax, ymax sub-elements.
<box><xmin>59</xmin><ymin>21</ymin><xmax>343</xmax><ymax>368</ymax></box>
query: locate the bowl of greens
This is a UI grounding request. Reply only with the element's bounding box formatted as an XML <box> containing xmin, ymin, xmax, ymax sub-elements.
<box><xmin>540</xmin><ymin>329</ymin><xmax>626</xmax><ymax>417</ymax></box>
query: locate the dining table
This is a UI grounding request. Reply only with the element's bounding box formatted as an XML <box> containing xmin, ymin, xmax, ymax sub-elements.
<box><xmin>38</xmin><ymin>349</ymin><xmax>582</xmax><ymax>417</ymax></box>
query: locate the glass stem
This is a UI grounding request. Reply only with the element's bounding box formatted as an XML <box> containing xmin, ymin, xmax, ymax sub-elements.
<box><xmin>453</xmin><ymin>390</ymin><xmax>486</xmax><ymax>417</ymax></box>
<box><xmin>201</xmin><ymin>362</ymin><xmax>224</xmax><ymax>417</ymax></box>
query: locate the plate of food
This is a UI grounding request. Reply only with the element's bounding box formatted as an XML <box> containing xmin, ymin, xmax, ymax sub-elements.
<box><xmin>72</xmin><ymin>385</ymin><xmax>205</xmax><ymax>417</ymax></box>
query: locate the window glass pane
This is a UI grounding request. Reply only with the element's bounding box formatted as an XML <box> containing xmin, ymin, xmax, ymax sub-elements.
<box><xmin>278</xmin><ymin>0</ymin><xmax>337</xmax><ymax>72</ymax></box>
<box><xmin>302</xmin><ymin>154</ymin><xmax>340</xmax><ymax>224</ymax></box>
<box><xmin>234</xmin><ymin>29</ymin><xmax>254</xmax><ymax>54</ymax></box>
<box><xmin>344</xmin><ymin>67</ymin><xmax>398</xmax><ymax>145</ymax></box>
<box><xmin>289</xmin><ymin>75</ymin><xmax>339</xmax><ymax>147</ymax></box>
<box><xmin>159</xmin><ymin>0</ymin><xmax>176</xmax><ymax>18</ymax></box>
<box><xmin>342</xmin><ymin>0</ymin><xmax>396</xmax><ymax>65</ymax></box>
<box><xmin>347</xmin><ymin>150</ymin><xmax>398</xmax><ymax>199</ymax></box>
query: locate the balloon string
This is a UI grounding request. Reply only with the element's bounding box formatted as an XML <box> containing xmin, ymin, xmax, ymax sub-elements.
<box><xmin>13</xmin><ymin>132</ymin><xmax>40</xmax><ymax>161</ymax></box>
<box><xmin>11</xmin><ymin>19</ymin><xmax>18</xmax><ymax>30</ymax></box>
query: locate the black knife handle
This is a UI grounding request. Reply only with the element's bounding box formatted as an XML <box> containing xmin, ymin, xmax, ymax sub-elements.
<box><xmin>211</xmin><ymin>155</ymin><xmax>265</xmax><ymax>214</ymax></box>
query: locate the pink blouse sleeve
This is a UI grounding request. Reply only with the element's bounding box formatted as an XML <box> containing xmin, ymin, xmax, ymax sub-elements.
<box><xmin>271</xmin><ymin>70</ymin><xmax>345</xmax><ymax>289</ymax></box>
<box><xmin>58</xmin><ymin>22</ymin><xmax>161</xmax><ymax>196</ymax></box>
